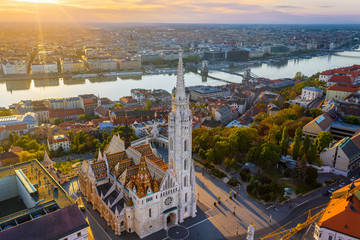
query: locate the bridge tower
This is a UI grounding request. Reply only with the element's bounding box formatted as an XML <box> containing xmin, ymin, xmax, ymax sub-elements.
<box><xmin>242</xmin><ymin>68</ymin><xmax>251</xmax><ymax>83</ymax></box>
<box><xmin>200</xmin><ymin>60</ymin><xmax>209</xmax><ymax>76</ymax></box>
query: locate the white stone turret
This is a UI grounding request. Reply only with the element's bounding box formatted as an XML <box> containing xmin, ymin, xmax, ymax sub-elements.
<box><xmin>97</xmin><ymin>148</ymin><xmax>103</xmax><ymax>162</ymax></box>
<box><xmin>98</xmin><ymin>94</ymin><xmax>101</xmax><ymax>107</ymax></box>
<box><xmin>151</xmin><ymin>122</ymin><xmax>159</xmax><ymax>137</ymax></box>
<box><xmin>168</xmin><ymin>51</ymin><xmax>196</xmax><ymax>223</ymax></box>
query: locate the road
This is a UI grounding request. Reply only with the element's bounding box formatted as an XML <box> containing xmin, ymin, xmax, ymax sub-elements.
<box><xmin>53</xmin><ymin>153</ymin><xmax>95</xmax><ymax>163</ymax></box>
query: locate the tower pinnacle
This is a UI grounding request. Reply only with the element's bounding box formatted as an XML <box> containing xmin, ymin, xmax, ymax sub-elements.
<box><xmin>175</xmin><ymin>51</ymin><xmax>186</xmax><ymax>100</ymax></box>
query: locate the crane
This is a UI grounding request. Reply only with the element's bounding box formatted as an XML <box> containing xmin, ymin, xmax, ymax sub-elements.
<box><xmin>260</xmin><ymin>181</ymin><xmax>360</xmax><ymax>240</ymax></box>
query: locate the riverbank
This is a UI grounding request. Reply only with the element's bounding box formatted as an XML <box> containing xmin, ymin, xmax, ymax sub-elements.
<box><xmin>0</xmin><ymin>71</ymin><xmax>144</xmax><ymax>82</ymax></box>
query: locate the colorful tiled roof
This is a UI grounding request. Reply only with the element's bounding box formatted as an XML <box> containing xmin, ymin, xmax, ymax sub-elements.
<box><xmin>91</xmin><ymin>161</ymin><xmax>107</xmax><ymax>180</ymax></box>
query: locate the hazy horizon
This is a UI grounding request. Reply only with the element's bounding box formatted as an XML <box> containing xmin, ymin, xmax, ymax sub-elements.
<box><xmin>1</xmin><ymin>0</ymin><xmax>360</xmax><ymax>24</ymax></box>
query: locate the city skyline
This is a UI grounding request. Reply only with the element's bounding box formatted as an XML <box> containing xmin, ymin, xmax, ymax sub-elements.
<box><xmin>1</xmin><ymin>0</ymin><xmax>360</xmax><ymax>24</ymax></box>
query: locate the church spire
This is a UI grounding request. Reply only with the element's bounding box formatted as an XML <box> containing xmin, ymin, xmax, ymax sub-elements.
<box><xmin>124</xmin><ymin>114</ymin><xmax>131</xmax><ymax>149</ymax></box>
<box><xmin>175</xmin><ymin>51</ymin><xmax>186</xmax><ymax>101</ymax></box>
<box><xmin>97</xmin><ymin>94</ymin><xmax>101</xmax><ymax>107</ymax></box>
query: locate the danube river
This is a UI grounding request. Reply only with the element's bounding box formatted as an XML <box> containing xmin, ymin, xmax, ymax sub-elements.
<box><xmin>0</xmin><ymin>50</ymin><xmax>359</xmax><ymax>107</ymax></box>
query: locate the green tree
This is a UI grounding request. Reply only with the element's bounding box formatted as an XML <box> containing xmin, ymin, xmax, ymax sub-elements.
<box><xmin>68</xmin><ymin>131</ymin><xmax>74</xmax><ymax>143</ymax></box>
<box><xmin>314</xmin><ymin>131</ymin><xmax>333</xmax><ymax>152</ymax></box>
<box><xmin>291</xmin><ymin>127</ymin><xmax>303</xmax><ymax>160</ymax></box>
<box><xmin>102</xmin><ymin>132</ymin><xmax>110</xmax><ymax>141</ymax></box>
<box><xmin>302</xmin><ymin>135</ymin><xmax>311</xmax><ymax>158</ymax></box>
<box><xmin>246</xmin><ymin>146</ymin><xmax>261</xmax><ymax>163</ymax></box>
<box><xmin>224</xmin><ymin>157</ymin><xmax>231</xmax><ymax>170</ymax></box>
<box><xmin>145</xmin><ymin>100</ymin><xmax>152</xmax><ymax>110</ymax></box>
<box><xmin>308</xmin><ymin>108</ymin><xmax>323</xmax><ymax>118</ymax></box>
<box><xmin>206</xmin><ymin>148</ymin><xmax>215</xmax><ymax>163</ymax></box>
<box><xmin>307</xmin><ymin>143</ymin><xmax>317</xmax><ymax>163</ymax></box>
<box><xmin>344</xmin><ymin>115</ymin><xmax>360</xmax><ymax>125</ymax></box>
<box><xmin>54</xmin><ymin>118</ymin><xmax>62</xmax><ymax>125</ymax></box>
<box><xmin>294</xmin><ymin>72</ymin><xmax>307</xmax><ymax>81</ymax></box>
<box><xmin>305</xmin><ymin>166</ymin><xmax>318</xmax><ymax>186</ymax></box>
<box><xmin>9</xmin><ymin>132</ymin><xmax>15</xmax><ymax>145</ymax></box>
<box><xmin>280</xmin><ymin>126</ymin><xmax>289</xmax><ymax>156</ymax></box>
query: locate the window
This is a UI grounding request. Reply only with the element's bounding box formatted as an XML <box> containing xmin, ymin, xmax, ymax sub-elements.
<box><xmin>149</xmin><ymin>208</ymin><xmax>152</xmax><ymax>218</ymax></box>
<box><xmin>184</xmin><ymin>159</ymin><xmax>187</xmax><ymax>170</ymax></box>
<box><xmin>185</xmin><ymin>193</ymin><xmax>188</xmax><ymax>202</ymax></box>
<box><xmin>77</xmin><ymin>232</ymin><xmax>81</xmax><ymax>237</ymax></box>
<box><xmin>184</xmin><ymin>176</ymin><xmax>188</xmax><ymax>187</ymax></box>
<box><xmin>184</xmin><ymin>140</ymin><xmax>188</xmax><ymax>151</ymax></box>
<box><xmin>328</xmin><ymin>236</ymin><xmax>333</xmax><ymax>240</ymax></box>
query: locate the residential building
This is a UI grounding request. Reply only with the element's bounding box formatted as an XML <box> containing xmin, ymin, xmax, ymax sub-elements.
<box><xmin>0</xmin><ymin>152</ymin><xmax>19</xmax><ymax>168</ymax></box>
<box><xmin>47</xmin><ymin>135</ymin><xmax>71</xmax><ymax>152</ymax></box>
<box><xmin>213</xmin><ymin>105</ymin><xmax>233</xmax><ymax>126</ymax></box>
<box><xmin>327</xmin><ymin>75</ymin><xmax>354</xmax><ymax>87</ymax></box>
<box><xmin>99</xmin><ymin>121</ymin><xmax>113</xmax><ymax>134</ymax></box>
<box><xmin>118</xmin><ymin>56</ymin><xmax>142</xmax><ymax>71</ymax></box>
<box><xmin>188</xmin><ymin>86</ymin><xmax>227</xmax><ymax>101</ymax></box>
<box><xmin>61</xmin><ymin>60</ymin><xmax>86</xmax><ymax>73</ymax></box>
<box><xmin>255</xmin><ymin>91</ymin><xmax>283</xmax><ymax>105</ymax></box>
<box><xmin>303</xmin><ymin>109</ymin><xmax>359</xmax><ymax>140</ymax></box>
<box><xmin>314</xmin><ymin>179</ymin><xmax>360</xmax><ymax>240</ymax></box>
<box><xmin>301</xmin><ymin>86</ymin><xmax>323</xmax><ymax>101</ymax></box>
<box><xmin>326</xmin><ymin>84</ymin><xmax>360</xmax><ymax>100</ymax></box>
<box><xmin>31</xmin><ymin>62</ymin><xmax>58</xmax><ymax>74</ymax></box>
<box><xmin>0</xmin><ymin>160</ymin><xmax>90</xmax><ymax>239</ymax></box>
<box><xmin>79</xmin><ymin>94</ymin><xmax>98</xmax><ymax>116</ymax></box>
<box><xmin>0</xmin><ymin>113</ymin><xmax>37</xmax><ymax>131</ymax></box>
<box><xmin>78</xmin><ymin>53</ymin><xmax>196</xmax><ymax>238</ymax></box>
<box><xmin>100</xmin><ymin>97</ymin><xmax>115</xmax><ymax>109</ymax></box>
<box><xmin>320</xmin><ymin>132</ymin><xmax>360</xmax><ymax>174</ymax></box>
<box><xmin>49</xmin><ymin>97</ymin><xmax>83</xmax><ymax>110</ymax></box>
<box><xmin>119</xmin><ymin>96</ymin><xmax>138</xmax><ymax>107</ymax></box>
<box><xmin>87</xmin><ymin>59</ymin><xmax>117</xmax><ymax>72</ymax></box>
<box><xmin>1</xmin><ymin>60</ymin><xmax>27</xmax><ymax>75</ymax></box>
<box><xmin>49</xmin><ymin>108</ymin><xmax>84</xmax><ymax>123</ymax></box>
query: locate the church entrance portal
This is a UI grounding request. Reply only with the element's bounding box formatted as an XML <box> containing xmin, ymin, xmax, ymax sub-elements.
<box><xmin>166</xmin><ymin>212</ymin><xmax>177</xmax><ymax>228</ymax></box>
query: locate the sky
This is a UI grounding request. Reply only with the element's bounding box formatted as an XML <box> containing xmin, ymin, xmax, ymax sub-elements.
<box><xmin>0</xmin><ymin>0</ymin><xmax>360</xmax><ymax>24</ymax></box>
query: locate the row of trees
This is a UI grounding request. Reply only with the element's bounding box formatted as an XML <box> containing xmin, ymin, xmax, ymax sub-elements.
<box><xmin>193</xmin><ymin>126</ymin><xmax>259</xmax><ymax>165</ymax></box>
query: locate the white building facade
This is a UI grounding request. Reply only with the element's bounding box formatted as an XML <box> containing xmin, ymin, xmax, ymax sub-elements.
<box><xmin>301</xmin><ymin>86</ymin><xmax>323</xmax><ymax>101</ymax></box>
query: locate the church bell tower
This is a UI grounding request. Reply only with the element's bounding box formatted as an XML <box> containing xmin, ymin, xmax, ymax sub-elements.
<box><xmin>168</xmin><ymin>51</ymin><xmax>197</xmax><ymax>222</ymax></box>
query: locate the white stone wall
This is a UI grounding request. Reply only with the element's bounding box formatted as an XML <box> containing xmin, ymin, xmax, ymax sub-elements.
<box><xmin>319</xmin><ymin>74</ymin><xmax>332</xmax><ymax>82</ymax></box>
<box><xmin>314</xmin><ymin>225</ymin><xmax>358</xmax><ymax>240</ymax></box>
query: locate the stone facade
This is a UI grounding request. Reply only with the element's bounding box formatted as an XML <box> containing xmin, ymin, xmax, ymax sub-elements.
<box><xmin>78</xmin><ymin>52</ymin><xmax>196</xmax><ymax>238</ymax></box>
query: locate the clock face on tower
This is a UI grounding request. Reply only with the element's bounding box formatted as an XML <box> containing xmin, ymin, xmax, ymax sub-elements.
<box><xmin>164</xmin><ymin>197</ymin><xmax>173</xmax><ymax>206</ymax></box>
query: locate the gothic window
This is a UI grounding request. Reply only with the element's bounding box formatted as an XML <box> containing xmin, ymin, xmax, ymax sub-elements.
<box><xmin>184</xmin><ymin>159</ymin><xmax>187</xmax><ymax>170</ymax></box>
<box><xmin>149</xmin><ymin>208</ymin><xmax>152</xmax><ymax>218</ymax></box>
<box><xmin>185</xmin><ymin>193</ymin><xmax>188</xmax><ymax>202</ymax></box>
<box><xmin>184</xmin><ymin>140</ymin><xmax>188</xmax><ymax>151</ymax></box>
<box><xmin>185</xmin><ymin>207</ymin><xmax>187</xmax><ymax>212</ymax></box>
<box><xmin>184</xmin><ymin>176</ymin><xmax>188</xmax><ymax>187</ymax></box>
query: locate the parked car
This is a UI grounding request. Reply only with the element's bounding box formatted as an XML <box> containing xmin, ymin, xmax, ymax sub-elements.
<box><xmin>339</xmin><ymin>182</ymin><xmax>346</xmax><ymax>188</ymax></box>
<box><xmin>328</xmin><ymin>188</ymin><xmax>335</xmax><ymax>194</ymax></box>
